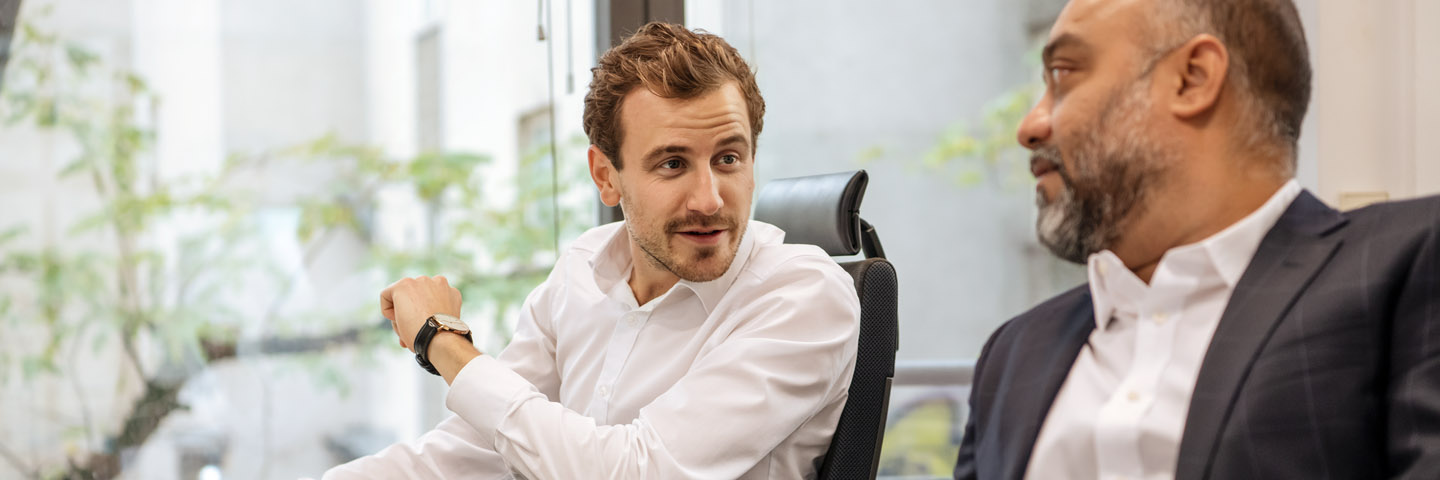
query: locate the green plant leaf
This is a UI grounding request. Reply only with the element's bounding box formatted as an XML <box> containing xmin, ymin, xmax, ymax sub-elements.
<box><xmin>122</xmin><ymin>72</ymin><xmax>149</xmax><ymax>94</ymax></box>
<box><xmin>0</xmin><ymin>225</ymin><xmax>26</xmax><ymax>245</ymax></box>
<box><xmin>410</xmin><ymin>152</ymin><xmax>488</xmax><ymax>202</ymax></box>
<box><xmin>57</xmin><ymin>154</ymin><xmax>97</xmax><ymax>178</ymax></box>
<box><xmin>65</xmin><ymin>44</ymin><xmax>100</xmax><ymax>74</ymax></box>
<box><xmin>855</xmin><ymin>146</ymin><xmax>885</xmax><ymax>165</ymax></box>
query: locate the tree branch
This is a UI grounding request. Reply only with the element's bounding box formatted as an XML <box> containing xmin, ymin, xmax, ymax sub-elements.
<box><xmin>199</xmin><ymin>318</ymin><xmax>387</xmax><ymax>361</ymax></box>
<box><xmin>58</xmin><ymin>319</ymin><xmax>390</xmax><ymax>479</ymax></box>
<box><xmin>66</xmin><ymin>332</ymin><xmax>99</xmax><ymax>452</ymax></box>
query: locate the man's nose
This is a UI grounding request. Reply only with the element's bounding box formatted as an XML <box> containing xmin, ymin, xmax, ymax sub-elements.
<box><xmin>687</xmin><ymin>167</ymin><xmax>724</xmax><ymax>216</ymax></box>
<box><xmin>1017</xmin><ymin>95</ymin><xmax>1054</xmax><ymax>150</ymax></box>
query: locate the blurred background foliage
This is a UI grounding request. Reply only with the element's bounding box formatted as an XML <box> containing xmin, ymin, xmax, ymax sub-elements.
<box><xmin>857</xmin><ymin>83</ymin><xmax>1037</xmax><ymax>193</ymax></box>
<box><xmin>0</xmin><ymin>15</ymin><xmax>588</xmax><ymax>478</ymax></box>
<box><xmin>870</xmin><ymin>53</ymin><xmax>1045</xmax><ymax>478</ymax></box>
<box><xmin>918</xmin><ymin>86</ymin><xmax>1037</xmax><ymax>190</ymax></box>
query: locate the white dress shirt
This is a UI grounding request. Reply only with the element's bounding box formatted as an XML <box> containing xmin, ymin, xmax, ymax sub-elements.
<box><xmin>324</xmin><ymin>220</ymin><xmax>860</xmax><ymax>480</ymax></box>
<box><xmin>1024</xmin><ymin>180</ymin><xmax>1302</xmax><ymax>480</ymax></box>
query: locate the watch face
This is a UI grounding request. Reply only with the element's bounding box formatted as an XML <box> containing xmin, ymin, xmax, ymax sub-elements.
<box><xmin>432</xmin><ymin>314</ymin><xmax>470</xmax><ymax>333</ymax></box>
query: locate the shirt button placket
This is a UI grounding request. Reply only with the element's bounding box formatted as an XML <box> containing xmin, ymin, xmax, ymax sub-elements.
<box><xmin>1152</xmin><ymin>311</ymin><xmax>1168</xmax><ymax>325</ymax></box>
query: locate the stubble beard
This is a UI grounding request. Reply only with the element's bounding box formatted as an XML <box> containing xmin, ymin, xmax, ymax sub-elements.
<box><xmin>1035</xmin><ymin>79</ymin><xmax>1173</xmax><ymax>264</ymax></box>
<box><xmin>624</xmin><ymin>199</ymin><xmax>744</xmax><ymax>282</ymax></box>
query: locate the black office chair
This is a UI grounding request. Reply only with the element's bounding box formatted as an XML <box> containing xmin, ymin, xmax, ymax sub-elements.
<box><xmin>753</xmin><ymin>170</ymin><xmax>898</xmax><ymax>480</ymax></box>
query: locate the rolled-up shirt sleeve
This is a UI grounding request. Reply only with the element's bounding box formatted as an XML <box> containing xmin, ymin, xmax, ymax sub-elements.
<box><xmin>445</xmin><ymin>254</ymin><xmax>860</xmax><ymax>479</ymax></box>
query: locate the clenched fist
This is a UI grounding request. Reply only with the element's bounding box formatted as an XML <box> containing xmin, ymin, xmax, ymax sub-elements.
<box><xmin>381</xmin><ymin>275</ymin><xmax>463</xmax><ymax>352</ymax></box>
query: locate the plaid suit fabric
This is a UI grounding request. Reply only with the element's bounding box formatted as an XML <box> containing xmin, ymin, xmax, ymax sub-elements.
<box><xmin>955</xmin><ymin>191</ymin><xmax>1440</xmax><ymax>480</ymax></box>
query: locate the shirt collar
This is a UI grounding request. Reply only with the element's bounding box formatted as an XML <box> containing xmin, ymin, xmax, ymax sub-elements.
<box><xmin>1086</xmin><ymin>179</ymin><xmax>1303</xmax><ymax>329</ymax></box>
<box><xmin>1201</xmin><ymin>179</ymin><xmax>1302</xmax><ymax>287</ymax></box>
<box><xmin>587</xmin><ymin>220</ymin><xmax>765</xmax><ymax>314</ymax></box>
<box><xmin>1087</xmin><ymin>250</ymin><xmax>1146</xmax><ymax>331</ymax></box>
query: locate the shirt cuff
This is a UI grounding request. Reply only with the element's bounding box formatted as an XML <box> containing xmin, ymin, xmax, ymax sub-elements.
<box><xmin>444</xmin><ymin>354</ymin><xmax>542</xmax><ymax>447</ymax></box>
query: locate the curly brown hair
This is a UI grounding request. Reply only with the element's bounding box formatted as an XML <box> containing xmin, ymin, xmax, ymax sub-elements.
<box><xmin>583</xmin><ymin>22</ymin><xmax>764</xmax><ymax>170</ymax></box>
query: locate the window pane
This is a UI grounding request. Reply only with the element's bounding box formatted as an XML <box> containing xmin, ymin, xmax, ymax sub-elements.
<box><xmin>688</xmin><ymin>0</ymin><xmax>1080</xmax><ymax>360</ymax></box>
<box><xmin>0</xmin><ymin>1</ymin><xmax>593</xmax><ymax>478</ymax></box>
<box><xmin>687</xmin><ymin>1</ymin><xmax>1076</xmax><ymax>476</ymax></box>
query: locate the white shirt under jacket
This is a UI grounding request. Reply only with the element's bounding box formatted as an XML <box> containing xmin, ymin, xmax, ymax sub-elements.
<box><xmin>1024</xmin><ymin>180</ymin><xmax>1302</xmax><ymax>480</ymax></box>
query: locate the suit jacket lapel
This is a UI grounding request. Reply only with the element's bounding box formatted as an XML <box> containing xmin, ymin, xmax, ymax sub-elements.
<box><xmin>1003</xmin><ymin>293</ymin><xmax>1096</xmax><ymax>479</ymax></box>
<box><xmin>1175</xmin><ymin>191</ymin><xmax>1348</xmax><ymax>480</ymax></box>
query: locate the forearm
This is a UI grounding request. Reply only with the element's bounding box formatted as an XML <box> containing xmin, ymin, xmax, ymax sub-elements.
<box><xmin>442</xmin><ymin>321</ymin><xmax>857</xmax><ymax>479</ymax></box>
<box><xmin>431</xmin><ymin>332</ymin><xmax>482</xmax><ymax>385</ymax></box>
<box><xmin>323</xmin><ymin>416</ymin><xmax>511</xmax><ymax>479</ymax></box>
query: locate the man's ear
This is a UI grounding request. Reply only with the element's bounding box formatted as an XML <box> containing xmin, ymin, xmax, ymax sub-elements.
<box><xmin>588</xmin><ymin>145</ymin><xmax>622</xmax><ymax>207</ymax></box>
<box><xmin>1166</xmin><ymin>34</ymin><xmax>1230</xmax><ymax>120</ymax></box>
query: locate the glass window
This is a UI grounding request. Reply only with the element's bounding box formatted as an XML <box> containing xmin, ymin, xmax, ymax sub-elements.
<box><xmin>0</xmin><ymin>1</ymin><xmax>593</xmax><ymax>478</ymax></box>
<box><xmin>686</xmin><ymin>1</ymin><xmax>1077</xmax><ymax>477</ymax></box>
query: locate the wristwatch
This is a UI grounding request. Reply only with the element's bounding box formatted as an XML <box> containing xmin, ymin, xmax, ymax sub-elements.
<box><xmin>412</xmin><ymin>313</ymin><xmax>473</xmax><ymax>376</ymax></box>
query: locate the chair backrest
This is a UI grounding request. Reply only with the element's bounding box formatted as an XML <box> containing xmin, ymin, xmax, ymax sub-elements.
<box><xmin>754</xmin><ymin>170</ymin><xmax>899</xmax><ymax>480</ymax></box>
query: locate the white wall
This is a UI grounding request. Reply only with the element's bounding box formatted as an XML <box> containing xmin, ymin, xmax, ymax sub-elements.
<box><xmin>1417</xmin><ymin>1</ymin><xmax>1440</xmax><ymax>198</ymax></box>
<box><xmin>1310</xmin><ymin>0</ymin><xmax>1440</xmax><ymax>206</ymax></box>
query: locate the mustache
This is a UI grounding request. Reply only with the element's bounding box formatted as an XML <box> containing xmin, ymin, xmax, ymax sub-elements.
<box><xmin>665</xmin><ymin>212</ymin><xmax>738</xmax><ymax>233</ymax></box>
<box><xmin>1030</xmin><ymin>146</ymin><xmax>1064</xmax><ymax>174</ymax></box>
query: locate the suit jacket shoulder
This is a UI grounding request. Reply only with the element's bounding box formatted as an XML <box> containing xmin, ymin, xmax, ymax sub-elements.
<box><xmin>1344</xmin><ymin>193</ymin><xmax>1440</xmax><ymax>238</ymax></box>
<box><xmin>978</xmin><ymin>284</ymin><xmax>1088</xmax><ymax>351</ymax></box>
<box><xmin>956</xmin><ymin>284</ymin><xmax>1095</xmax><ymax>480</ymax></box>
<box><xmin>1004</xmin><ymin>285</ymin><xmax>1090</xmax><ymax>331</ymax></box>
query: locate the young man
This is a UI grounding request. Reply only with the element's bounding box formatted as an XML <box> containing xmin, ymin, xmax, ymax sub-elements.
<box><xmin>325</xmin><ymin>23</ymin><xmax>859</xmax><ymax>479</ymax></box>
<box><xmin>956</xmin><ymin>0</ymin><xmax>1440</xmax><ymax>478</ymax></box>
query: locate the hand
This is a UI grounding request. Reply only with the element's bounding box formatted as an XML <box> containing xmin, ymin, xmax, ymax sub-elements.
<box><xmin>380</xmin><ymin>275</ymin><xmax>462</xmax><ymax>352</ymax></box>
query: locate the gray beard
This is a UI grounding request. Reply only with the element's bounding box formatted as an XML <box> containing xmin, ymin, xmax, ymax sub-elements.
<box><xmin>1036</xmin><ymin>185</ymin><xmax>1093</xmax><ymax>264</ymax></box>
<box><xmin>1033</xmin><ymin>80</ymin><xmax>1171</xmax><ymax>264</ymax></box>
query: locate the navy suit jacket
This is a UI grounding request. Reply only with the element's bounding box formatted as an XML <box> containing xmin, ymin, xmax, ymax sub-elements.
<box><xmin>954</xmin><ymin>191</ymin><xmax>1440</xmax><ymax>479</ymax></box>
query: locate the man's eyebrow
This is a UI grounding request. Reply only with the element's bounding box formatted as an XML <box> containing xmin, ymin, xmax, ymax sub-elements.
<box><xmin>640</xmin><ymin>135</ymin><xmax>750</xmax><ymax>165</ymax></box>
<box><xmin>1042</xmin><ymin>33</ymin><xmax>1086</xmax><ymax>65</ymax></box>
<box><xmin>715</xmin><ymin>134</ymin><xmax>749</xmax><ymax>151</ymax></box>
<box><xmin>641</xmin><ymin>144</ymin><xmax>691</xmax><ymax>165</ymax></box>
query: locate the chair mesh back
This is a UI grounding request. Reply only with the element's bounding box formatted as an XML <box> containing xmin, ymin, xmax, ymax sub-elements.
<box><xmin>817</xmin><ymin>258</ymin><xmax>898</xmax><ymax>480</ymax></box>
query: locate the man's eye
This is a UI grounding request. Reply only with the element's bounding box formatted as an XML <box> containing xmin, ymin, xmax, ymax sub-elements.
<box><xmin>1048</xmin><ymin>67</ymin><xmax>1072</xmax><ymax>82</ymax></box>
<box><xmin>660</xmin><ymin>158</ymin><xmax>683</xmax><ymax>169</ymax></box>
<box><xmin>718</xmin><ymin>154</ymin><xmax>738</xmax><ymax>165</ymax></box>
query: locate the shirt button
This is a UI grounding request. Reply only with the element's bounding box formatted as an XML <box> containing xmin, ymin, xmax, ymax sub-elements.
<box><xmin>1152</xmin><ymin>312</ymin><xmax>1169</xmax><ymax>325</ymax></box>
<box><xmin>626</xmin><ymin>316</ymin><xmax>641</xmax><ymax>328</ymax></box>
<box><xmin>1127</xmin><ymin>391</ymin><xmax>1141</xmax><ymax>403</ymax></box>
<box><xmin>597</xmin><ymin>385</ymin><xmax>610</xmax><ymax>397</ymax></box>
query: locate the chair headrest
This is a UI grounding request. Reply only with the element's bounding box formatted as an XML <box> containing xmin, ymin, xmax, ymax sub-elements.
<box><xmin>753</xmin><ymin>170</ymin><xmax>868</xmax><ymax>257</ymax></box>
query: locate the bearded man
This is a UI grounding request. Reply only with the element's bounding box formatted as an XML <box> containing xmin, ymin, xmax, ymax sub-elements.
<box><xmin>954</xmin><ymin>0</ymin><xmax>1440</xmax><ymax>479</ymax></box>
